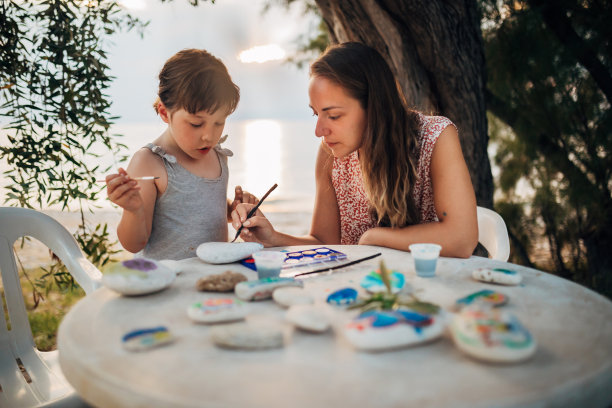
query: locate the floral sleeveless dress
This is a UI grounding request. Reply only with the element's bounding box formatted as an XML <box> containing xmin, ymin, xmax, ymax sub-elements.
<box><xmin>331</xmin><ymin>114</ymin><xmax>455</xmax><ymax>245</ymax></box>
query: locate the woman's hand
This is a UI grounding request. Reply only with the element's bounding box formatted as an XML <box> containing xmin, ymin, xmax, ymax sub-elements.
<box><xmin>106</xmin><ymin>168</ymin><xmax>143</xmax><ymax>213</ymax></box>
<box><xmin>231</xmin><ymin>202</ymin><xmax>278</xmax><ymax>246</ymax></box>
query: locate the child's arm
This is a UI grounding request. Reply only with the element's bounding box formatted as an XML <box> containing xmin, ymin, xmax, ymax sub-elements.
<box><xmin>357</xmin><ymin>125</ymin><xmax>478</xmax><ymax>258</ymax></box>
<box><xmin>107</xmin><ymin>149</ymin><xmax>165</xmax><ymax>253</ymax></box>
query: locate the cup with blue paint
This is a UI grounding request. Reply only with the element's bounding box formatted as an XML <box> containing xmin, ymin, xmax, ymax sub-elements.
<box><xmin>252</xmin><ymin>251</ymin><xmax>286</xmax><ymax>279</ymax></box>
<box><xmin>409</xmin><ymin>243</ymin><xmax>442</xmax><ymax>278</ymax></box>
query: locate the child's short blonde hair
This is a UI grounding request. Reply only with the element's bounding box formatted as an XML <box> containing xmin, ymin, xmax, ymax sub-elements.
<box><xmin>153</xmin><ymin>49</ymin><xmax>239</xmax><ymax>116</ymax></box>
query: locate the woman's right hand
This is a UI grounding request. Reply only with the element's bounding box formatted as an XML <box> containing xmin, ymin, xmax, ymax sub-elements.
<box><xmin>231</xmin><ymin>203</ymin><xmax>277</xmax><ymax>246</ymax></box>
<box><xmin>106</xmin><ymin>168</ymin><xmax>143</xmax><ymax>213</ymax></box>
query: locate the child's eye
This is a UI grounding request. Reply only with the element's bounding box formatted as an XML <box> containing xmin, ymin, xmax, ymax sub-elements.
<box><xmin>191</xmin><ymin>123</ymin><xmax>203</xmax><ymax>128</ymax></box>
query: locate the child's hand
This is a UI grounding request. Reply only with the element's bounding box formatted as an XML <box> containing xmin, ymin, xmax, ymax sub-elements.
<box><xmin>231</xmin><ymin>202</ymin><xmax>277</xmax><ymax>246</ymax></box>
<box><xmin>229</xmin><ymin>186</ymin><xmax>259</xmax><ymax>214</ymax></box>
<box><xmin>106</xmin><ymin>168</ymin><xmax>143</xmax><ymax>212</ymax></box>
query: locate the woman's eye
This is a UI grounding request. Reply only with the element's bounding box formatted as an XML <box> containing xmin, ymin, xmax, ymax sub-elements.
<box><xmin>329</xmin><ymin>115</ymin><xmax>340</xmax><ymax>120</ymax></box>
<box><xmin>215</xmin><ymin>122</ymin><xmax>225</xmax><ymax>127</ymax></box>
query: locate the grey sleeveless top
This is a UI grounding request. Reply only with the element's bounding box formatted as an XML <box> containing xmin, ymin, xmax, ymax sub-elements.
<box><xmin>140</xmin><ymin>137</ymin><xmax>233</xmax><ymax>260</ymax></box>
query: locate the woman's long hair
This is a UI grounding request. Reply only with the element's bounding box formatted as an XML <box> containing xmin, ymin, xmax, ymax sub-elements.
<box><xmin>310</xmin><ymin>42</ymin><xmax>421</xmax><ymax>227</ymax></box>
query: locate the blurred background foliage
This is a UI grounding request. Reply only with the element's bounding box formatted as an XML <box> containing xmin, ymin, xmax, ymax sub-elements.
<box><xmin>1</xmin><ymin>0</ymin><xmax>146</xmax><ymax>299</ymax></box>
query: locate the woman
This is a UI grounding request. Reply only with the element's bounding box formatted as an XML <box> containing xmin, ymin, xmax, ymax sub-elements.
<box><xmin>232</xmin><ymin>42</ymin><xmax>477</xmax><ymax>258</ymax></box>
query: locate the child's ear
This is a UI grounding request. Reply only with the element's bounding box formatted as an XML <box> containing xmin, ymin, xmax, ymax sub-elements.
<box><xmin>158</xmin><ymin>102</ymin><xmax>170</xmax><ymax>123</ymax></box>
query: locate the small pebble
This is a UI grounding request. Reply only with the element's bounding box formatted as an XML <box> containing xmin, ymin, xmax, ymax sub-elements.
<box><xmin>272</xmin><ymin>287</ymin><xmax>314</xmax><ymax>307</ymax></box>
<box><xmin>196</xmin><ymin>271</ymin><xmax>247</xmax><ymax>292</ymax></box>
<box><xmin>211</xmin><ymin>323</ymin><xmax>284</xmax><ymax>350</ymax></box>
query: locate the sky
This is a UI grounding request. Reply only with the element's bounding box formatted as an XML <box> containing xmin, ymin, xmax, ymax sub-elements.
<box><xmin>109</xmin><ymin>0</ymin><xmax>319</xmax><ymax>123</ymax></box>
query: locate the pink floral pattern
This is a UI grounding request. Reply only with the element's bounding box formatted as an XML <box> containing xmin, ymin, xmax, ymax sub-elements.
<box><xmin>331</xmin><ymin>114</ymin><xmax>455</xmax><ymax>244</ymax></box>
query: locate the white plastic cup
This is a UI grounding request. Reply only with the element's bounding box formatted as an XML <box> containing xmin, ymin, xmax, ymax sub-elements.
<box><xmin>252</xmin><ymin>251</ymin><xmax>286</xmax><ymax>279</ymax></box>
<box><xmin>409</xmin><ymin>243</ymin><xmax>442</xmax><ymax>277</ymax></box>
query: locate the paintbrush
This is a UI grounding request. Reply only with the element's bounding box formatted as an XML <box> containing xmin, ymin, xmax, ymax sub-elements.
<box><xmin>96</xmin><ymin>176</ymin><xmax>159</xmax><ymax>182</ymax></box>
<box><xmin>294</xmin><ymin>252</ymin><xmax>382</xmax><ymax>277</ymax></box>
<box><xmin>231</xmin><ymin>183</ymin><xmax>278</xmax><ymax>243</ymax></box>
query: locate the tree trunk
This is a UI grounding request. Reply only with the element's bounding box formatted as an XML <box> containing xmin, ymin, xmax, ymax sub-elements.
<box><xmin>314</xmin><ymin>0</ymin><xmax>493</xmax><ymax>207</ymax></box>
<box><xmin>583</xmin><ymin>227</ymin><xmax>612</xmax><ymax>300</ymax></box>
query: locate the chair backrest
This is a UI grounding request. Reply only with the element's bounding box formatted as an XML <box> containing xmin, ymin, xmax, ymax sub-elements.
<box><xmin>0</xmin><ymin>207</ymin><xmax>102</xmax><ymax>406</ymax></box>
<box><xmin>476</xmin><ymin>206</ymin><xmax>511</xmax><ymax>262</ymax></box>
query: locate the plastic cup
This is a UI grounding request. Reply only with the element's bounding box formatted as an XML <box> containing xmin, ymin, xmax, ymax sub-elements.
<box><xmin>409</xmin><ymin>243</ymin><xmax>442</xmax><ymax>277</ymax></box>
<box><xmin>252</xmin><ymin>251</ymin><xmax>286</xmax><ymax>279</ymax></box>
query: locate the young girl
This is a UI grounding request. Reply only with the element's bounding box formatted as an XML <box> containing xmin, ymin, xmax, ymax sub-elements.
<box><xmin>106</xmin><ymin>49</ymin><xmax>257</xmax><ymax>260</ymax></box>
<box><xmin>231</xmin><ymin>42</ymin><xmax>478</xmax><ymax>258</ymax></box>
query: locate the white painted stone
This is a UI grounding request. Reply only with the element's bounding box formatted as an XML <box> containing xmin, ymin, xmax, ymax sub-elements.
<box><xmin>187</xmin><ymin>298</ymin><xmax>249</xmax><ymax>323</ymax></box>
<box><xmin>343</xmin><ymin>309</ymin><xmax>444</xmax><ymax>351</ymax></box>
<box><xmin>158</xmin><ymin>259</ymin><xmax>182</xmax><ymax>275</ymax></box>
<box><xmin>102</xmin><ymin>258</ymin><xmax>175</xmax><ymax>296</ymax></box>
<box><xmin>272</xmin><ymin>287</ymin><xmax>314</xmax><ymax>308</ymax></box>
<box><xmin>450</xmin><ymin>306</ymin><xmax>536</xmax><ymax>363</ymax></box>
<box><xmin>472</xmin><ymin>267</ymin><xmax>522</xmax><ymax>285</ymax></box>
<box><xmin>196</xmin><ymin>242</ymin><xmax>264</xmax><ymax>264</ymax></box>
<box><xmin>235</xmin><ymin>277</ymin><xmax>303</xmax><ymax>301</ymax></box>
<box><xmin>286</xmin><ymin>305</ymin><xmax>330</xmax><ymax>333</ymax></box>
<box><xmin>210</xmin><ymin>323</ymin><xmax>284</xmax><ymax>350</ymax></box>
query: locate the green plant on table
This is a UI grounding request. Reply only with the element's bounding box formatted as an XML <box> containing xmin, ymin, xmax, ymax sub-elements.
<box><xmin>349</xmin><ymin>260</ymin><xmax>440</xmax><ymax>314</ymax></box>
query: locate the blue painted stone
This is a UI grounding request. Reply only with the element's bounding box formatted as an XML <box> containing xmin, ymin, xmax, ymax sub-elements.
<box><xmin>327</xmin><ymin>287</ymin><xmax>358</xmax><ymax>305</ymax></box>
<box><xmin>360</xmin><ymin>271</ymin><xmax>405</xmax><ymax>293</ymax></box>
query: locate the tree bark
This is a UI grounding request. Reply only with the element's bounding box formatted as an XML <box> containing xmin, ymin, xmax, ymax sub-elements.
<box><xmin>314</xmin><ymin>0</ymin><xmax>493</xmax><ymax>207</ymax></box>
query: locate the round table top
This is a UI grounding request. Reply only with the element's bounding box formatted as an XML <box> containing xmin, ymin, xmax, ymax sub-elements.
<box><xmin>58</xmin><ymin>245</ymin><xmax>612</xmax><ymax>408</ymax></box>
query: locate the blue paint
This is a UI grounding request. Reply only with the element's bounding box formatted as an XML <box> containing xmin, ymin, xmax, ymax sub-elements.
<box><xmin>327</xmin><ymin>287</ymin><xmax>358</xmax><ymax>305</ymax></box>
<box><xmin>415</xmin><ymin>258</ymin><xmax>437</xmax><ymax>277</ymax></box>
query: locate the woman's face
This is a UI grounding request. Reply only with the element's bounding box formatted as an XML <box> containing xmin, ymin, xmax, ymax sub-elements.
<box><xmin>308</xmin><ymin>76</ymin><xmax>366</xmax><ymax>159</ymax></box>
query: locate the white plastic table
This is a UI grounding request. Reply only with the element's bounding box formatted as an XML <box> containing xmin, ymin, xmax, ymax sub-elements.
<box><xmin>58</xmin><ymin>245</ymin><xmax>612</xmax><ymax>408</ymax></box>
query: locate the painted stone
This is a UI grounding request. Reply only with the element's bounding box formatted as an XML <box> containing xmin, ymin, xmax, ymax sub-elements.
<box><xmin>450</xmin><ymin>306</ymin><xmax>536</xmax><ymax>363</ymax></box>
<box><xmin>455</xmin><ymin>289</ymin><xmax>508</xmax><ymax>309</ymax></box>
<box><xmin>211</xmin><ymin>323</ymin><xmax>284</xmax><ymax>350</ymax></box>
<box><xmin>102</xmin><ymin>258</ymin><xmax>175</xmax><ymax>296</ymax></box>
<box><xmin>326</xmin><ymin>287</ymin><xmax>358</xmax><ymax>306</ymax></box>
<box><xmin>472</xmin><ymin>267</ymin><xmax>522</xmax><ymax>286</ymax></box>
<box><xmin>343</xmin><ymin>308</ymin><xmax>444</xmax><ymax>351</ymax></box>
<box><xmin>196</xmin><ymin>242</ymin><xmax>264</xmax><ymax>264</ymax></box>
<box><xmin>187</xmin><ymin>298</ymin><xmax>249</xmax><ymax>323</ymax></box>
<box><xmin>122</xmin><ymin>326</ymin><xmax>173</xmax><ymax>351</ymax></box>
<box><xmin>235</xmin><ymin>277</ymin><xmax>303</xmax><ymax>301</ymax></box>
<box><xmin>286</xmin><ymin>305</ymin><xmax>330</xmax><ymax>333</ymax></box>
<box><xmin>196</xmin><ymin>271</ymin><xmax>247</xmax><ymax>292</ymax></box>
<box><xmin>272</xmin><ymin>287</ymin><xmax>314</xmax><ymax>308</ymax></box>
<box><xmin>360</xmin><ymin>270</ymin><xmax>405</xmax><ymax>293</ymax></box>
<box><xmin>158</xmin><ymin>259</ymin><xmax>182</xmax><ymax>275</ymax></box>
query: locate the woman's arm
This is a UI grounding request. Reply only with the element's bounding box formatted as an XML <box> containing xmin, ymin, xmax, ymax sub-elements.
<box><xmin>111</xmin><ymin>149</ymin><xmax>165</xmax><ymax>253</ymax></box>
<box><xmin>231</xmin><ymin>144</ymin><xmax>342</xmax><ymax>247</ymax></box>
<box><xmin>358</xmin><ymin>125</ymin><xmax>478</xmax><ymax>258</ymax></box>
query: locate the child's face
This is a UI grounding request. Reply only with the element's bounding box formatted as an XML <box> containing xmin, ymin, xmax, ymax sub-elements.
<box><xmin>165</xmin><ymin>107</ymin><xmax>228</xmax><ymax>159</ymax></box>
<box><xmin>308</xmin><ymin>75</ymin><xmax>366</xmax><ymax>159</ymax></box>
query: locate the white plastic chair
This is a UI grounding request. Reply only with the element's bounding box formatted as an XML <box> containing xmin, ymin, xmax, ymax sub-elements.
<box><xmin>476</xmin><ymin>206</ymin><xmax>511</xmax><ymax>262</ymax></box>
<box><xmin>0</xmin><ymin>207</ymin><xmax>102</xmax><ymax>407</ymax></box>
